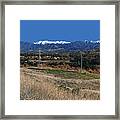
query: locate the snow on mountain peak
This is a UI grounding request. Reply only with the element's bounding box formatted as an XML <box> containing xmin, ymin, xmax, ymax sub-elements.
<box><xmin>85</xmin><ymin>40</ymin><xmax>100</xmax><ymax>43</ymax></box>
<box><xmin>90</xmin><ymin>40</ymin><xmax>100</xmax><ymax>43</ymax></box>
<box><xmin>34</xmin><ymin>40</ymin><xmax>71</xmax><ymax>45</ymax></box>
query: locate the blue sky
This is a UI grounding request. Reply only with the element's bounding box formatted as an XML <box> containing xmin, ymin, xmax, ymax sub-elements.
<box><xmin>20</xmin><ymin>20</ymin><xmax>100</xmax><ymax>42</ymax></box>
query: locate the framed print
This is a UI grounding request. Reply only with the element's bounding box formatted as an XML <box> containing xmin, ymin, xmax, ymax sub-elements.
<box><xmin>0</xmin><ymin>0</ymin><xmax>119</xmax><ymax>119</ymax></box>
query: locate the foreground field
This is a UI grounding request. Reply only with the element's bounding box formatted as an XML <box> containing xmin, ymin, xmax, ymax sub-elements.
<box><xmin>20</xmin><ymin>67</ymin><xmax>100</xmax><ymax>100</ymax></box>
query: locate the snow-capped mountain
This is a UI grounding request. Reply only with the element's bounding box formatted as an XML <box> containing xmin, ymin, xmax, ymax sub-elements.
<box><xmin>84</xmin><ymin>40</ymin><xmax>100</xmax><ymax>43</ymax></box>
<box><xmin>33</xmin><ymin>40</ymin><xmax>100</xmax><ymax>45</ymax></box>
<box><xmin>34</xmin><ymin>40</ymin><xmax>71</xmax><ymax>45</ymax></box>
<box><xmin>20</xmin><ymin>39</ymin><xmax>100</xmax><ymax>53</ymax></box>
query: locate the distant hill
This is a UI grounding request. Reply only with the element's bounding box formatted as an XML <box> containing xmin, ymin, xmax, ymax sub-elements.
<box><xmin>20</xmin><ymin>40</ymin><xmax>100</xmax><ymax>53</ymax></box>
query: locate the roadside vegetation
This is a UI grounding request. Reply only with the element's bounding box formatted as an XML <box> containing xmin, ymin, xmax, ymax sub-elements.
<box><xmin>20</xmin><ymin>49</ymin><xmax>100</xmax><ymax>100</ymax></box>
<box><xmin>43</xmin><ymin>69</ymin><xmax>99</xmax><ymax>80</ymax></box>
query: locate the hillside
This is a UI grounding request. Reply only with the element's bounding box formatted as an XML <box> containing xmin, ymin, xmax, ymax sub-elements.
<box><xmin>20</xmin><ymin>40</ymin><xmax>100</xmax><ymax>53</ymax></box>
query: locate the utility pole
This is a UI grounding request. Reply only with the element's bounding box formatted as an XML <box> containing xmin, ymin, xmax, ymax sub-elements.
<box><xmin>81</xmin><ymin>52</ymin><xmax>82</xmax><ymax>73</ymax></box>
<box><xmin>39</xmin><ymin>49</ymin><xmax>41</xmax><ymax>65</ymax></box>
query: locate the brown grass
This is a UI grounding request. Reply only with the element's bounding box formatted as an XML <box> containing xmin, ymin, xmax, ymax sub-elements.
<box><xmin>20</xmin><ymin>67</ymin><xmax>100</xmax><ymax>100</ymax></box>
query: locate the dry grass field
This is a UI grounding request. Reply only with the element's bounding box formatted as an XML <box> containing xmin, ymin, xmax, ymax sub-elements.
<box><xmin>20</xmin><ymin>67</ymin><xmax>100</xmax><ymax>100</ymax></box>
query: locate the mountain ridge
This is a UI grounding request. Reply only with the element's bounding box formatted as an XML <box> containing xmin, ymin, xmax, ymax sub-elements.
<box><xmin>20</xmin><ymin>40</ymin><xmax>100</xmax><ymax>53</ymax></box>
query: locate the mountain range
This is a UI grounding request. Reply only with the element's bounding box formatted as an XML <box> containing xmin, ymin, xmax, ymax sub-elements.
<box><xmin>20</xmin><ymin>40</ymin><xmax>100</xmax><ymax>53</ymax></box>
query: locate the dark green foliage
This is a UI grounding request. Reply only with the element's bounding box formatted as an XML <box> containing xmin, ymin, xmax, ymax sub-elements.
<box><xmin>20</xmin><ymin>48</ymin><xmax>100</xmax><ymax>70</ymax></box>
<box><xmin>69</xmin><ymin>49</ymin><xmax>100</xmax><ymax>69</ymax></box>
